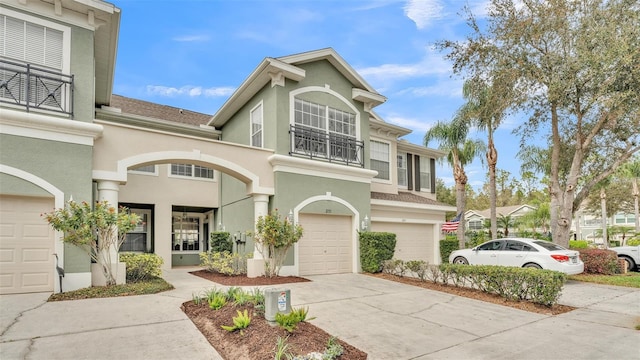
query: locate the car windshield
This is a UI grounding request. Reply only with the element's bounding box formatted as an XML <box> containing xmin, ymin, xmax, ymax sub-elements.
<box><xmin>533</xmin><ymin>241</ymin><xmax>567</xmax><ymax>251</ymax></box>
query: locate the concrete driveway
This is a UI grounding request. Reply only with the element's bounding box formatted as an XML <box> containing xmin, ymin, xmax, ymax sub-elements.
<box><xmin>1</xmin><ymin>268</ymin><xmax>639</xmax><ymax>360</ymax></box>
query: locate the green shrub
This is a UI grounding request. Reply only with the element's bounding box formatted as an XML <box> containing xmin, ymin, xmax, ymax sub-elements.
<box><xmin>627</xmin><ymin>237</ymin><xmax>640</xmax><ymax>246</ymax></box>
<box><xmin>439</xmin><ymin>264</ymin><xmax>567</xmax><ymax>306</ymax></box>
<box><xmin>359</xmin><ymin>232</ymin><xmax>396</xmax><ymax>273</ymax></box>
<box><xmin>119</xmin><ymin>252</ymin><xmax>163</xmax><ymax>282</ymax></box>
<box><xmin>199</xmin><ymin>251</ymin><xmax>251</xmax><ymax>275</ymax></box>
<box><xmin>569</xmin><ymin>240</ymin><xmax>589</xmax><ymax>249</ymax></box>
<box><xmin>439</xmin><ymin>240</ymin><xmax>458</xmax><ymax>263</ymax></box>
<box><xmin>220</xmin><ymin>309</ymin><xmax>251</xmax><ymax>334</ymax></box>
<box><xmin>275</xmin><ymin>307</ymin><xmax>314</xmax><ymax>333</ymax></box>
<box><xmin>209</xmin><ymin>232</ymin><xmax>232</xmax><ymax>253</ymax></box>
<box><xmin>578</xmin><ymin>249</ymin><xmax>621</xmax><ymax>275</ymax></box>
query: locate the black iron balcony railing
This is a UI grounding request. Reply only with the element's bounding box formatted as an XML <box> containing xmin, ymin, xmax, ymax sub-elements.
<box><xmin>0</xmin><ymin>58</ymin><xmax>74</xmax><ymax>117</ymax></box>
<box><xmin>289</xmin><ymin>124</ymin><xmax>364</xmax><ymax>167</ymax></box>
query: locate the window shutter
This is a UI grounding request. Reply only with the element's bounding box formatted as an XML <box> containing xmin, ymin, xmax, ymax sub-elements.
<box><xmin>430</xmin><ymin>158</ymin><xmax>436</xmax><ymax>194</ymax></box>
<box><xmin>45</xmin><ymin>28</ymin><xmax>63</xmax><ymax>69</ymax></box>
<box><xmin>25</xmin><ymin>22</ymin><xmax>44</xmax><ymax>65</ymax></box>
<box><xmin>414</xmin><ymin>155</ymin><xmax>421</xmax><ymax>190</ymax></box>
<box><xmin>5</xmin><ymin>16</ymin><xmax>24</xmax><ymax>60</ymax></box>
<box><xmin>0</xmin><ymin>16</ymin><xmax>5</xmax><ymax>56</ymax></box>
<box><xmin>407</xmin><ymin>153</ymin><xmax>413</xmax><ymax>190</ymax></box>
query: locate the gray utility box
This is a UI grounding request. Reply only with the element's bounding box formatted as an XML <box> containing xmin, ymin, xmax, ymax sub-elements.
<box><xmin>264</xmin><ymin>288</ymin><xmax>291</xmax><ymax>322</ymax></box>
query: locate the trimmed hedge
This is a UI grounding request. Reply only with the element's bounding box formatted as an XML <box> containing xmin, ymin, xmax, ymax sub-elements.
<box><xmin>359</xmin><ymin>232</ymin><xmax>396</xmax><ymax>273</ymax></box>
<box><xmin>200</xmin><ymin>251</ymin><xmax>251</xmax><ymax>275</ymax></box>
<box><xmin>439</xmin><ymin>240</ymin><xmax>459</xmax><ymax>263</ymax></box>
<box><xmin>119</xmin><ymin>252</ymin><xmax>164</xmax><ymax>282</ymax></box>
<box><xmin>210</xmin><ymin>232</ymin><xmax>233</xmax><ymax>253</ymax></box>
<box><xmin>578</xmin><ymin>249</ymin><xmax>621</xmax><ymax>275</ymax></box>
<box><xmin>382</xmin><ymin>259</ymin><xmax>567</xmax><ymax>306</ymax></box>
<box><xmin>569</xmin><ymin>240</ymin><xmax>589</xmax><ymax>249</ymax></box>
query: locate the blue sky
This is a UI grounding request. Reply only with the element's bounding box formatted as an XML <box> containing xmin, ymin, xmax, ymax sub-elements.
<box><xmin>112</xmin><ymin>0</ymin><xmax>529</xmax><ymax>191</ymax></box>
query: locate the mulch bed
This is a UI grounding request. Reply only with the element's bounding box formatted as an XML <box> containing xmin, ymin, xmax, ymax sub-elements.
<box><xmin>369</xmin><ymin>273</ymin><xmax>576</xmax><ymax>315</ymax></box>
<box><xmin>182</xmin><ymin>301</ymin><xmax>367</xmax><ymax>359</ymax></box>
<box><xmin>189</xmin><ymin>269</ymin><xmax>311</xmax><ymax>286</ymax></box>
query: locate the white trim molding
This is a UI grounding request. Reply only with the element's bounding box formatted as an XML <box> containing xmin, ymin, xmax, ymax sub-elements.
<box><xmin>0</xmin><ymin>109</ymin><xmax>103</xmax><ymax>145</ymax></box>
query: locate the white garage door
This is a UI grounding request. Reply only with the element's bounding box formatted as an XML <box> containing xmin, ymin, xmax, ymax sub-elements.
<box><xmin>0</xmin><ymin>195</ymin><xmax>55</xmax><ymax>294</ymax></box>
<box><xmin>372</xmin><ymin>222</ymin><xmax>434</xmax><ymax>262</ymax></box>
<box><xmin>298</xmin><ymin>214</ymin><xmax>352</xmax><ymax>276</ymax></box>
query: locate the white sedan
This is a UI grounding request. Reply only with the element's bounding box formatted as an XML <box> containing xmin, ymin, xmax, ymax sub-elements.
<box><xmin>448</xmin><ymin>238</ymin><xmax>584</xmax><ymax>275</ymax></box>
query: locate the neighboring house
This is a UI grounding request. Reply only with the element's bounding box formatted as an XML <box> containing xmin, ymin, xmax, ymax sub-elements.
<box><xmin>572</xmin><ymin>208</ymin><xmax>637</xmax><ymax>244</ymax></box>
<box><xmin>0</xmin><ymin>0</ymin><xmax>454</xmax><ymax>295</ymax></box>
<box><xmin>465</xmin><ymin>205</ymin><xmax>537</xmax><ymax>232</ymax></box>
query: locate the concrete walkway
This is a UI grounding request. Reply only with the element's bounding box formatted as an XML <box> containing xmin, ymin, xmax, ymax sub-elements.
<box><xmin>1</xmin><ymin>268</ymin><xmax>639</xmax><ymax>360</ymax></box>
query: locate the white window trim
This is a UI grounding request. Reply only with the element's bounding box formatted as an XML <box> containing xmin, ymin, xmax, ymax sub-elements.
<box><xmin>171</xmin><ymin>212</ymin><xmax>205</xmax><ymax>253</ymax></box>
<box><xmin>397</xmin><ymin>152</ymin><xmax>408</xmax><ymax>189</ymax></box>
<box><xmin>419</xmin><ymin>156</ymin><xmax>431</xmax><ymax>192</ymax></box>
<box><xmin>168</xmin><ymin>164</ymin><xmax>216</xmax><ymax>182</ymax></box>
<box><xmin>128</xmin><ymin>165</ymin><xmax>159</xmax><ymax>176</ymax></box>
<box><xmin>370</xmin><ymin>138</ymin><xmax>392</xmax><ymax>184</ymax></box>
<box><xmin>1</xmin><ymin>7</ymin><xmax>71</xmax><ymax>74</ymax></box>
<box><xmin>289</xmin><ymin>85</ymin><xmax>361</xmax><ymax>140</ymax></box>
<box><xmin>250</xmin><ymin>101</ymin><xmax>263</xmax><ymax>148</ymax></box>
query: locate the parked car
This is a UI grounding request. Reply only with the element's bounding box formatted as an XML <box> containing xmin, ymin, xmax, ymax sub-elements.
<box><xmin>449</xmin><ymin>238</ymin><xmax>584</xmax><ymax>275</ymax></box>
<box><xmin>610</xmin><ymin>245</ymin><xmax>640</xmax><ymax>272</ymax></box>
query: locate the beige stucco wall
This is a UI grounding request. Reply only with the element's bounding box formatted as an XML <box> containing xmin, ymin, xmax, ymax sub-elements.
<box><xmin>92</xmin><ymin>121</ymin><xmax>275</xmax><ymax>195</ymax></box>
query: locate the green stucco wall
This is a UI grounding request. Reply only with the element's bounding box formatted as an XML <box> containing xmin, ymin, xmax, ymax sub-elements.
<box><xmin>0</xmin><ymin>134</ymin><xmax>94</xmax><ymax>273</ymax></box>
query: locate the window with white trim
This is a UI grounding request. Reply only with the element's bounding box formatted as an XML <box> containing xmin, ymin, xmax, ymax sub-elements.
<box><xmin>172</xmin><ymin>213</ymin><xmax>201</xmax><ymax>252</ymax></box>
<box><xmin>397</xmin><ymin>152</ymin><xmax>407</xmax><ymax>187</ymax></box>
<box><xmin>370</xmin><ymin>140</ymin><xmax>390</xmax><ymax>180</ymax></box>
<box><xmin>292</xmin><ymin>98</ymin><xmax>359</xmax><ymax>163</ymax></box>
<box><xmin>250</xmin><ymin>103</ymin><xmax>263</xmax><ymax>147</ymax></box>
<box><xmin>129</xmin><ymin>165</ymin><xmax>157</xmax><ymax>175</ymax></box>
<box><xmin>171</xmin><ymin>163</ymin><xmax>214</xmax><ymax>180</ymax></box>
<box><xmin>0</xmin><ymin>10</ymin><xmax>71</xmax><ymax>114</ymax></box>
<box><xmin>419</xmin><ymin>156</ymin><xmax>431</xmax><ymax>191</ymax></box>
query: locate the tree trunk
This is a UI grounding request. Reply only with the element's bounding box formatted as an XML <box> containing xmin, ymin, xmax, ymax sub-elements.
<box><xmin>487</xmin><ymin>138</ymin><xmax>498</xmax><ymax>241</ymax></box>
<box><xmin>633</xmin><ymin>178</ymin><xmax>639</xmax><ymax>233</ymax></box>
<box><xmin>600</xmin><ymin>188</ymin><xmax>608</xmax><ymax>249</ymax></box>
<box><xmin>454</xmin><ymin>162</ymin><xmax>468</xmax><ymax>250</ymax></box>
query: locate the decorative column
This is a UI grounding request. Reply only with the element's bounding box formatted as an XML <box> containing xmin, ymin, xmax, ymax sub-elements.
<box><xmin>94</xmin><ymin>180</ymin><xmax>126</xmax><ymax>285</ymax></box>
<box><xmin>247</xmin><ymin>193</ymin><xmax>269</xmax><ymax>278</ymax></box>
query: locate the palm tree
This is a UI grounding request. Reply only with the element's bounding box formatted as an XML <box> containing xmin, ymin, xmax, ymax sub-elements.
<box><xmin>497</xmin><ymin>214</ymin><xmax>515</xmax><ymax>237</ymax></box>
<box><xmin>424</xmin><ymin>116</ymin><xmax>485</xmax><ymax>249</ymax></box>
<box><xmin>457</xmin><ymin>79</ymin><xmax>508</xmax><ymax>246</ymax></box>
<box><xmin>621</xmin><ymin>157</ymin><xmax>640</xmax><ymax>235</ymax></box>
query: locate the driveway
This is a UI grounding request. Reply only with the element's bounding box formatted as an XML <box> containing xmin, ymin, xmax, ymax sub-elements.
<box><xmin>1</xmin><ymin>268</ymin><xmax>639</xmax><ymax>360</ymax></box>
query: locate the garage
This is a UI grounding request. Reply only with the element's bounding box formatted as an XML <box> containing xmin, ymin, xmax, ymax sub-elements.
<box><xmin>0</xmin><ymin>195</ymin><xmax>55</xmax><ymax>294</ymax></box>
<box><xmin>371</xmin><ymin>222</ymin><xmax>434</xmax><ymax>263</ymax></box>
<box><xmin>297</xmin><ymin>214</ymin><xmax>352</xmax><ymax>275</ymax></box>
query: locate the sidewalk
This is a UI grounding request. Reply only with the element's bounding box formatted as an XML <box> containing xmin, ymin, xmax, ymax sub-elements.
<box><xmin>1</xmin><ymin>268</ymin><xmax>639</xmax><ymax>360</ymax></box>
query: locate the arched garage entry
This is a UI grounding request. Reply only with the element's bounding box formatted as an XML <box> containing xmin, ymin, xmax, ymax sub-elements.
<box><xmin>288</xmin><ymin>192</ymin><xmax>363</xmax><ymax>276</ymax></box>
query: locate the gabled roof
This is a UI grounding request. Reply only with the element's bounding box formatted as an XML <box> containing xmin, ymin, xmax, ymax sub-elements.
<box><xmin>208</xmin><ymin>48</ymin><xmax>386</xmax><ymax>128</ymax></box>
<box><xmin>109</xmin><ymin>95</ymin><xmax>212</xmax><ymax>126</ymax></box>
<box><xmin>371</xmin><ymin>191</ymin><xmax>452</xmax><ymax>207</ymax></box>
<box><xmin>465</xmin><ymin>204</ymin><xmax>537</xmax><ymax>219</ymax></box>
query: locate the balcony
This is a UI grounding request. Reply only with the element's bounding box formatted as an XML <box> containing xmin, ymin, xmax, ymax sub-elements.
<box><xmin>0</xmin><ymin>59</ymin><xmax>74</xmax><ymax>117</ymax></box>
<box><xmin>289</xmin><ymin>124</ymin><xmax>364</xmax><ymax>167</ymax></box>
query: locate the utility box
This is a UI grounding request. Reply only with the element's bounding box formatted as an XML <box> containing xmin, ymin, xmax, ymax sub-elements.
<box><xmin>264</xmin><ymin>288</ymin><xmax>291</xmax><ymax>322</ymax></box>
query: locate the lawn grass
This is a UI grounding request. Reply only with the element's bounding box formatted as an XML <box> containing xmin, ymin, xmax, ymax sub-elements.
<box><xmin>569</xmin><ymin>271</ymin><xmax>640</xmax><ymax>288</ymax></box>
<box><xmin>48</xmin><ymin>277</ymin><xmax>174</xmax><ymax>301</ymax></box>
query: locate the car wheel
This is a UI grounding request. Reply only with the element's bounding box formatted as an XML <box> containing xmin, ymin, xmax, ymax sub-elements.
<box><xmin>523</xmin><ymin>263</ymin><xmax>542</xmax><ymax>269</ymax></box>
<box><xmin>453</xmin><ymin>257</ymin><xmax>469</xmax><ymax>265</ymax></box>
<box><xmin>619</xmin><ymin>256</ymin><xmax>636</xmax><ymax>272</ymax></box>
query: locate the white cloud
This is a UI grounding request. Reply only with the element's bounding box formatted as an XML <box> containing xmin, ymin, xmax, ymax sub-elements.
<box><xmin>401</xmin><ymin>79</ymin><xmax>463</xmax><ymax>98</ymax></box>
<box><xmin>146</xmin><ymin>85</ymin><xmax>235</xmax><ymax>98</ymax></box>
<box><xmin>357</xmin><ymin>46</ymin><xmax>451</xmax><ymax>83</ymax></box>
<box><xmin>404</xmin><ymin>0</ymin><xmax>444</xmax><ymax>30</ymax></box>
<box><xmin>385</xmin><ymin>114</ymin><xmax>435</xmax><ymax>133</ymax></box>
<box><xmin>172</xmin><ymin>34</ymin><xmax>210</xmax><ymax>42</ymax></box>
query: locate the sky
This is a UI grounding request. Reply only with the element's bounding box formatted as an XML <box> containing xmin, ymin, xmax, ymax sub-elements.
<box><xmin>111</xmin><ymin>0</ymin><xmax>531</xmax><ymax>191</ymax></box>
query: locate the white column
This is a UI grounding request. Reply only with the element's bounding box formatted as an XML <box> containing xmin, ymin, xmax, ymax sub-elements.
<box><xmin>95</xmin><ymin>180</ymin><xmax>125</xmax><ymax>285</ymax></box>
<box><xmin>252</xmin><ymin>194</ymin><xmax>269</xmax><ymax>259</ymax></box>
<box><xmin>247</xmin><ymin>193</ymin><xmax>269</xmax><ymax>277</ymax></box>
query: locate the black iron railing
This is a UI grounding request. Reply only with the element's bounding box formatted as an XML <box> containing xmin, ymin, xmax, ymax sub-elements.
<box><xmin>289</xmin><ymin>124</ymin><xmax>364</xmax><ymax>167</ymax></box>
<box><xmin>0</xmin><ymin>58</ymin><xmax>74</xmax><ymax>117</ymax></box>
